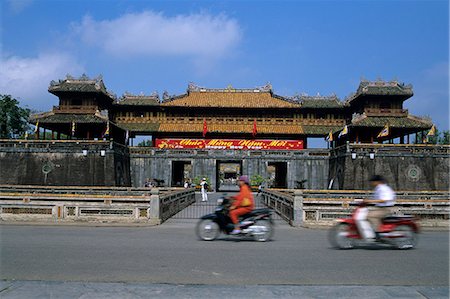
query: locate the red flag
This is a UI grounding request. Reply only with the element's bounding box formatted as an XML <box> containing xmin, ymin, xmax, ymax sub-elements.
<box><xmin>202</xmin><ymin>118</ymin><xmax>208</xmax><ymax>137</ymax></box>
<box><xmin>252</xmin><ymin>118</ymin><xmax>257</xmax><ymax>137</ymax></box>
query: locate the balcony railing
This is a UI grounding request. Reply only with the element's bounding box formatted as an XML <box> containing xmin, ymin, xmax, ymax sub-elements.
<box><xmin>364</xmin><ymin>108</ymin><xmax>408</xmax><ymax>117</ymax></box>
<box><xmin>53</xmin><ymin>105</ymin><xmax>98</xmax><ymax>114</ymax></box>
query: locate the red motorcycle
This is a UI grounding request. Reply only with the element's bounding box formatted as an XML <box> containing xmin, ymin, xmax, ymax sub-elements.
<box><xmin>329</xmin><ymin>202</ymin><xmax>419</xmax><ymax>249</ymax></box>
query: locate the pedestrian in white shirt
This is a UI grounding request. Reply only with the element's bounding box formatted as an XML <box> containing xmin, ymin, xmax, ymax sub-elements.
<box><xmin>200</xmin><ymin>178</ymin><xmax>208</xmax><ymax>202</ymax></box>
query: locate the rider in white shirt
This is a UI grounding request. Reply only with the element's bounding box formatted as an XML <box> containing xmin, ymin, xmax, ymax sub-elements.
<box><xmin>356</xmin><ymin>175</ymin><xmax>396</xmax><ymax>241</ymax></box>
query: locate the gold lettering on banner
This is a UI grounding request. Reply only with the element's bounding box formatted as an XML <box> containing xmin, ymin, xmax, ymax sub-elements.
<box><xmin>239</xmin><ymin>140</ymin><xmax>264</xmax><ymax>147</ymax></box>
<box><xmin>269</xmin><ymin>140</ymin><xmax>287</xmax><ymax>147</ymax></box>
<box><xmin>179</xmin><ymin>139</ymin><xmax>204</xmax><ymax>146</ymax></box>
<box><xmin>207</xmin><ymin>140</ymin><xmax>234</xmax><ymax>147</ymax></box>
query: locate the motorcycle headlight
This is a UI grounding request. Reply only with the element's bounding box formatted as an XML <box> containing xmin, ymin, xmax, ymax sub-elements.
<box><xmin>217</xmin><ymin>198</ymin><xmax>224</xmax><ymax>205</ymax></box>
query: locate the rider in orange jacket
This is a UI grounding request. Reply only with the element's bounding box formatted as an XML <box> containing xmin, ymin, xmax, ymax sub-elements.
<box><xmin>230</xmin><ymin>175</ymin><xmax>255</xmax><ymax>234</ymax></box>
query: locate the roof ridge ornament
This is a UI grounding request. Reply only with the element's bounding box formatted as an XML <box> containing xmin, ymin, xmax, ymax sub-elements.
<box><xmin>162</xmin><ymin>90</ymin><xmax>170</xmax><ymax>101</ymax></box>
<box><xmin>258</xmin><ymin>82</ymin><xmax>272</xmax><ymax>92</ymax></box>
<box><xmin>188</xmin><ymin>82</ymin><xmax>201</xmax><ymax>92</ymax></box>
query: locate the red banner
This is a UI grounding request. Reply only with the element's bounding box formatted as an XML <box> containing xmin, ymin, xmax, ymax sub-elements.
<box><xmin>155</xmin><ymin>139</ymin><xmax>304</xmax><ymax>150</ymax></box>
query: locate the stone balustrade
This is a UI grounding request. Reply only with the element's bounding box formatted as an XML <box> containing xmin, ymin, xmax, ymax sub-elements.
<box><xmin>0</xmin><ymin>185</ymin><xmax>195</xmax><ymax>225</ymax></box>
<box><xmin>260</xmin><ymin>189</ymin><xmax>449</xmax><ymax>227</ymax></box>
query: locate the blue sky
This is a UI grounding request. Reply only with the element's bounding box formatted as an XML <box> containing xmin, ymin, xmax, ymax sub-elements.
<box><xmin>1</xmin><ymin>0</ymin><xmax>449</xmax><ymax>136</ymax></box>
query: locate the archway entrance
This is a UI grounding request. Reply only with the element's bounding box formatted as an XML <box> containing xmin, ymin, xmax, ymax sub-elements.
<box><xmin>267</xmin><ymin>162</ymin><xmax>288</xmax><ymax>188</ymax></box>
<box><xmin>216</xmin><ymin>160</ymin><xmax>242</xmax><ymax>191</ymax></box>
<box><xmin>171</xmin><ymin>161</ymin><xmax>192</xmax><ymax>187</ymax></box>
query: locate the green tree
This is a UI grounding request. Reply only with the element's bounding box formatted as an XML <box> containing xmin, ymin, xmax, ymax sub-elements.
<box><xmin>0</xmin><ymin>95</ymin><xmax>30</xmax><ymax>139</ymax></box>
<box><xmin>438</xmin><ymin>130</ymin><xmax>450</xmax><ymax>145</ymax></box>
<box><xmin>137</xmin><ymin>139</ymin><xmax>152</xmax><ymax>147</ymax></box>
<box><xmin>414</xmin><ymin>128</ymin><xmax>450</xmax><ymax>145</ymax></box>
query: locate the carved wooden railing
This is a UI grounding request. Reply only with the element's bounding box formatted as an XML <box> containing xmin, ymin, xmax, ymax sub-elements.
<box><xmin>364</xmin><ymin>108</ymin><xmax>408</xmax><ymax>117</ymax></box>
<box><xmin>53</xmin><ymin>105</ymin><xmax>98</xmax><ymax>114</ymax></box>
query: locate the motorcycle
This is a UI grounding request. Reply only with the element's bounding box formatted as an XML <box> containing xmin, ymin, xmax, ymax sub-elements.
<box><xmin>196</xmin><ymin>197</ymin><xmax>274</xmax><ymax>242</ymax></box>
<box><xmin>329</xmin><ymin>202</ymin><xmax>419</xmax><ymax>249</ymax></box>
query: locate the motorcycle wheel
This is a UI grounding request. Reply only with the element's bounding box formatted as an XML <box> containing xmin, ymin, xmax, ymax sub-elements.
<box><xmin>329</xmin><ymin>223</ymin><xmax>355</xmax><ymax>249</ymax></box>
<box><xmin>195</xmin><ymin>219</ymin><xmax>220</xmax><ymax>241</ymax></box>
<box><xmin>252</xmin><ymin>219</ymin><xmax>274</xmax><ymax>242</ymax></box>
<box><xmin>390</xmin><ymin>225</ymin><xmax>417</xmax><ymax>250</ymax></box>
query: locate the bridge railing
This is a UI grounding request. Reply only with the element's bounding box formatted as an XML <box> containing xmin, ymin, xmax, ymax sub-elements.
<box><xmin>260</xmin><ymin>189</ymin><xmax>449</xmax><ymax>227</ymax></box>
<box><xmin>0</xmin><ymin>185</ymin><xmax>195</xmax><ymax>224</ymax></box>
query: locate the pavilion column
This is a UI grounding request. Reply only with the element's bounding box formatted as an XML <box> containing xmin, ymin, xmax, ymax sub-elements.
<box><xmin>57</xmin><ymin>132</ymin><xmax>61</xmax><ymax>140</ymax></box>
<box><xmin>400</xmin><ymin>135</ymin><xmax>404</xmax><ymax>144</ymax></box>
<box><xmin>51</xmin><ymin>131</ymin><xmax>55</xmax><ymax>140</ymax></box>
<box><xmin>407</xmin><ymin>134</ymin><xmax>410</xmax><ymax>144</ymax></box>
<box><xmin>36</xmin><ymin>128</ymin><xmax>40</xmax><ymax>140</ymax></box>
<box><xmin>43</xmin><ymin>128</ymin><xmax>46</xmax><ymax>140</ymax></box>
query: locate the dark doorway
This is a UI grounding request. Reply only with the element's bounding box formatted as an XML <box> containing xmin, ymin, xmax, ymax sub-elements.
<box><xmin>267</xmin><ymin>162</ymin><xmax>288</xmax><ymax>188</ymax></box>
<box><xmin>216</xmin><ymin>160</ymin><xmax>242</xmax><ymax>191</ymax></box>
<box><xmin>171</xmin><ymin>161</ymin><xmax>192</xmax><ymax>187</ymax></box>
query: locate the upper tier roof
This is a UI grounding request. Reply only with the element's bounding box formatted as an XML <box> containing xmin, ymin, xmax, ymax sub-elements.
<box><xmin>345</xmin><ymin>79</ymin><xmax>413</xmax><ymax>104</ymax></box>
<box><xmin>48</xmin><ymin>74</ymin><xmax>115</xmax><ymax>100</ymax></box>
<box><xmin>161</xmin><ymin>83</ymin><xmax>300</xmax><ymax>108</ymax></box>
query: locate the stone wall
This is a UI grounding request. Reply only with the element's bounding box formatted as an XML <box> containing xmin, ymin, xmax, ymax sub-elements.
<box><xmin>129</xmin><ymin>148</ymin><xmax>330</xmax><ymax>189</ymax></box>
<box><xmin>329</xmin><ymin>144</ymin><xmax>450</xmax><ymax>191</ymax></box>
<box><xmin>0</xmin><ymin>140</ymin><xmax>131</xmax><ymax>186</ymax></box>
<box><xmin>1</xmin><ymin>141</ymin><xmax>447</xmax><ymax>190</ymax></box>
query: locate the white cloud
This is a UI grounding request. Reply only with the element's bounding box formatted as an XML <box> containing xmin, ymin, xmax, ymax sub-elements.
<box><xmin>7</xmin><ymin>0</ymin><xmax>34</xmax><ymax>13</ymax></box>
<box><xmin>0</xmin><ymin>53</ymin><xmax>84</xmax><ymax>109</ymax></box>
<box><xmin>72</xmin><ymin>11</ymin><xmax>242</xmax><ymax>60</ymax></box>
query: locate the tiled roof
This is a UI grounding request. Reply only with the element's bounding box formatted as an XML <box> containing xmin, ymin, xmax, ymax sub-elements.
<box><xmin>116</xmin><ymin>94</ymin><xmax>160</xmax><ymax>106</ymax></box>
<box><xmin>346</xmin><ymin>80</ymin><xmax>413</xmax><ymax>104</ymax></box>
<box><xmin>162</xmin><ymin>91</ymin><xmax>299</xmax><ymax>108</ymax></box>
<box><xmin>300</xmin><ymin>95</ymin><xmax>344</xmax><ymax>108</ymax></box>
<box><xmin>30</xmin><ymin>113</ymin><xmax>107</xmax><ymax>124</ymax></box>
<box><xmin>302</xmin><ymin>125</ymin><xmax>343</xmax><ymax>135</ymax></box>
<box><xmin>48</xmin><ymin>75</ymin><xmax>115</xmax><ymax>100</ymax></box>
<box><xmin>351</xmin><ymin>115</ymin><xmax>432</xmax><ymax>129</ymax></box>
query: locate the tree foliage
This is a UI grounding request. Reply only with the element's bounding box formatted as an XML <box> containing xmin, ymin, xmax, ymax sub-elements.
<box><xmin>0</xmin><ymin>95</ymin><xmax>30</xmax><ymax>139</ymax></box>
<box><xmin>137</xmin><ymin>140</ymin><xmax>152</xmax><ymax>147</ymax></box>
<box><xmin>415</xmin><ymin>127</ymin><xmax>450</xmax><ymax>145</ymax></box>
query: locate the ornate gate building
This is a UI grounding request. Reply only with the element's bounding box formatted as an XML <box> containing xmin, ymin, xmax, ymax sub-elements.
<box><xmin>19</xmin><ymin>75</ymin><xmax>443</xmax><ymax>190</ymax></box>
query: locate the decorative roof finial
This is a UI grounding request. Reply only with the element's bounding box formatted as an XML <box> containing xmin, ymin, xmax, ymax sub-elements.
<box><xmin>188</xmin><ymin>82</ymin><xmax>200</xmax><ymax>92</ymax></box>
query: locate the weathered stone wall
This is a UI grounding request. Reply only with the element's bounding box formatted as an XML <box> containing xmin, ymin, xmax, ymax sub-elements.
<box><xmin>329</xmin><ymin>144</ymin><xmax>450</xmax><ymax>191</ymax></box>
<box><xmin>129</xmin><ymin>148</ymin><xmax>330</xmax><ymax>189</ymax></box>
<box><xmin>1</xmin><ymin>141</ymin><xmax>447</xmax><ymax>190</ymax></box>
<box><xmin>0</xmin><ymin>140</ymin><xmax>131</xmax><ymax>186</ymax></box>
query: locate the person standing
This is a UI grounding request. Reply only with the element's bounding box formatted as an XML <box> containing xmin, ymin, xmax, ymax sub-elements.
<box><xmin>200</xmin><ymin>178</ymin><xmax>208</xmax><ymax>202</ymax></box>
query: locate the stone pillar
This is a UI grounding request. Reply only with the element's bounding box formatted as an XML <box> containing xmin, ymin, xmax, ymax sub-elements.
<box><xmin>291</xmin><ymin>190</ymin><xmax>304</xmax><ymax>227</ymax></box>
<box><xmin>149</xmin><ymin>188</ymin><xmax>161</xmax><ymax>225</ymax></box>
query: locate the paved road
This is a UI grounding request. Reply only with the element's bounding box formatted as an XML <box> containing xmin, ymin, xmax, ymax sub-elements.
<box><xmin>1</xmin><ymin>222</ymin><xmax>448</xmax><ymax>286</ymax></box>
<box><xmin>0</xmin><ymin>192</ymin><xmax>448</xmax><ymax>298</ymax></box>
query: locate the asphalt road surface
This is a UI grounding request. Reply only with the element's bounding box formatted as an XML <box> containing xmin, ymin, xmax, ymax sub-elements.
<box><xmin>0</xmin><ymin>222</ymin><xmax>448</xmax><ymax>286</ymax></box>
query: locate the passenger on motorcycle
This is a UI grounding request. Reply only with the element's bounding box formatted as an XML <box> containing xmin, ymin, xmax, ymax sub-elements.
<box><xmin>356</xmin><ymin>175</ymin><xmax>396</xmax><ymax>242</ymax></box>
<box><xmin>230</xmin><ymin>175</ymin><xmax>255</xmax><ymax>234</ymax></box>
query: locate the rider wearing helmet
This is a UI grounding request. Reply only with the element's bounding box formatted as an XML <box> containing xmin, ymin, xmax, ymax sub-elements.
<box><xmin>230</xmin><ymin>175</ymin><xmax>255</xmax><ymax>234</ymax></box>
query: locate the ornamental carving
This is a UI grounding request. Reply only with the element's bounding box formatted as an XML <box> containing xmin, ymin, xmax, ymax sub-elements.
<box><xmin>258</xmin><ymin>82</ymin><xmax>272</xmax><ymax>92</ymax></box>
<box><xmin>406</xmin><ymin>164</ymin><xmax>421</xmax><ymax>182</ymax></box>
